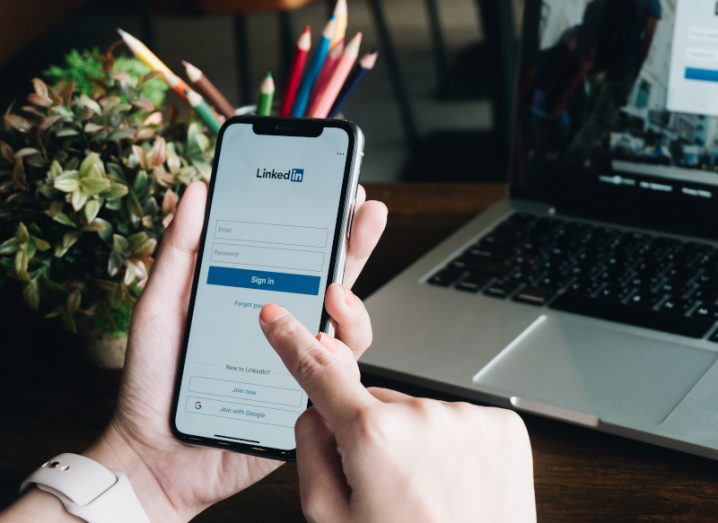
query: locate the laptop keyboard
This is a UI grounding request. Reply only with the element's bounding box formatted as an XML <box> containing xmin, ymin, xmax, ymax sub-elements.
<box><xmin>427</xmin><ymin>213</ymin><xmax>718</xmax><ymax>339</ymax></box>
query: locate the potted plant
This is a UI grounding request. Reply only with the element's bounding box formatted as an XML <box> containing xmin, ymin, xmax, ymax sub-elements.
<box><xmin>0</xmin><ymin>48</ymin><xmax>215</xmax><ymax>367</ymax></box>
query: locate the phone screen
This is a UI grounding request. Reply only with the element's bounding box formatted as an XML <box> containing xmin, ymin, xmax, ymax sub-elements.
<box><xmin>173</xmin><ymin>121</ymin><xmax>356</xmax><ymax>455</ymax></box>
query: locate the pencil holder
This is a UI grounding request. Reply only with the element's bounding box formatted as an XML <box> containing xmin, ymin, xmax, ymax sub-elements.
<box><xmin>234</xmin><ymin>105</ymin><xmax>345</xmax><ymax>119</ymax></box>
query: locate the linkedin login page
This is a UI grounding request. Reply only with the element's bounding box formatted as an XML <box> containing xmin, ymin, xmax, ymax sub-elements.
<box><xmin>174</xmin><ymin>123</ymin><xmax>350</xmax><ymax>450</ymax></box>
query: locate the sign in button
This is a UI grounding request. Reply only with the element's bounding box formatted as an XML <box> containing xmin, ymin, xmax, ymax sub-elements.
<box><xmin>207</xmin><ymin>266</ymin><xmax>320</xmax><ymax>295</ymax></box>
<box><xmin>685</xmin><ymin>67</ymin><xmax>718</xmax><ymax>83</ymax></box>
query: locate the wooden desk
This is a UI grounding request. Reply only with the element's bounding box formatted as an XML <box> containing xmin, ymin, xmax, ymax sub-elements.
<box><xmin>1</xmin><ymin>183</ymin><xmax>717</xmax><ymax>522</ymax></box>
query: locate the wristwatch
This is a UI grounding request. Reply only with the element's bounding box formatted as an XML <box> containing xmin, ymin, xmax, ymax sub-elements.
<box><xmin>20</xmin><ymin>453</ymin><xmax>150</xmax><ymax>523</ymax></box>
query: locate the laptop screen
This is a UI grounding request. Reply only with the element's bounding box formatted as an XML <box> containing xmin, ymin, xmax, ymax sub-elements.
<box><xmin>513</xmin><ymin>0</ymin><xmax>718</xmax><ymax>239</ymax></box>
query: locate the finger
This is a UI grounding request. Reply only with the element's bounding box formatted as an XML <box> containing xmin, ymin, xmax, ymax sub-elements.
<box><xmin>355</xmin><ymin>183</ymin><xmax>367</xmax><ymax>208</ymax></box>
<box><xmin>367</xmin><ymin>386</ymin><xmax>413</xmax><ymax>403</ymax></box>
<box><xmin>296</xmin><ymin>409</ymin><xmax>349</xmax><ymax>522</ymax></box>
<box><xmin>324</xmin><ymin>284</ymin><xmax>372</xmax><ymax>359</ymax></box>
<box><xmin>343</xmin><ymin>199</ymin><xmax>387</xmax><ymax>288</ymax></box>
<box><xmin>140</xmin><ymin>181</ymin><xmax>207</xmax><ymax>308</ymax></box>
<box><xmin>259</xmin><ymin>304</ymin><xmax>376</xmax><ymax>428</ymax></box>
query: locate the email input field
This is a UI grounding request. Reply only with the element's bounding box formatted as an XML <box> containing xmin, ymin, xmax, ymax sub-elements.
<box><xmin>215</xmin><ymin>220</ymin><xmax>328</xmax><ymax>248</ymax></box>
<box><xmin>189</xmin><ymin>376</ymin><xmax>303</xmax><ymax>407</ymax></box>
<box><xmin>210</xmin><ymin>243</ymin><xmax>324</xmax><ymax>272</ymax></box>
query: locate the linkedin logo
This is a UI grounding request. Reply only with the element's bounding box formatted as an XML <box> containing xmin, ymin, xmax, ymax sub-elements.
<box><xmin>256</xmin><ymin>167</ymin><xmax>305</xmax><ymax>183</ymax></box>
<box><xmin>290</xmin><ymin>168</ymin><xmax>304</xmax><ymax>183</ymax></box>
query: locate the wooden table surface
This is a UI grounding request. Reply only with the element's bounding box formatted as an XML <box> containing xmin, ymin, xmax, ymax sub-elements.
<box><xmin>1</xmin><ymin>182</ymin><xmax>717</xmax><ymax>522</ymax></box>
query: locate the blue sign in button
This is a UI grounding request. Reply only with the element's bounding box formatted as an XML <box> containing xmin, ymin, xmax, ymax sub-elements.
<box><xmin>207</xmin><ymin>266</ymin><xmax>320</xmax><ymax>295</ymax></box>
<box><xmin>685</xmin><ymin>67</ymin><xmax>718</xmax><ymax>83</ymax></box>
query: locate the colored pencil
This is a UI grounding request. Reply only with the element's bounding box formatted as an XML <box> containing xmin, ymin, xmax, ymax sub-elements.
<box><xmin>331</xmin><ymin>0</ymin><xmax>348</xmax><ymax>49</ymax></box>
<box><xmin>257</xmin><ymin>72</ymin><xmax>275</xmax><ymax>116</ymax></box>
<box><xmin>310</xmin><ymin>38</ymin><xmax>344</xmax><ymax>108</ymax></box>
<box><xmin>280</xmin><ymin>26</ymin><xmax>311</xmax><ymax>117</ymax></box>
<box><xmin>186</xmin><ymin>89</ymin><xmax>222</xmax><ymax>133</ymax></box>
<box><xmin>117</xmin><ymin>28</ymin><xmax>190</xmax><ymax>103</ymax></box>
<box><xmin>309</xmin><ymin>32</ymin><xmax>362</xmax><ymax>118</ymax></box>
<box><xmin>291</xmin><ymin>16</ymin><xmax>335</xmax><ymax>117</ymax></box>
<box><xmin>183</xmin><ymin>60</ymin><xmax>235</xmax><ymax>119</ymax></box>
<box><xmin>329</xmin><ymin>49</ymin><xmax>378</xmax><ymax>118</ymax></box>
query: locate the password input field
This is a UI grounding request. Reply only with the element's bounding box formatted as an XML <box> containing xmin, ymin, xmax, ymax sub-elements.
<box><xmin>210</xmin><ymin>243</ymin><xmax>324</xmax><ymax>272</ymax></box>
<box><xmin>215</xmin><ymin>220</ymin><xmax>328</xmax><ymax>248</ymax></box>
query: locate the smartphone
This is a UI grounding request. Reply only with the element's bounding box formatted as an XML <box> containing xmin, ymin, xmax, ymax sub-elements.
<box><xmin>170</xmin><ymin>116</ymin><xmax>363</xmax><ymax>460</ymax></box>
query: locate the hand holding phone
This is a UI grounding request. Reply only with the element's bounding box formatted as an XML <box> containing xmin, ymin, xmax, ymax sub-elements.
<box><xmin>66</xmin><ymin>172</ymin><xmax>386</xmax><ymax>522</ymax></box>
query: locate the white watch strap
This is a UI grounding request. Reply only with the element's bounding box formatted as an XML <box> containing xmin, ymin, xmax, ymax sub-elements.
<box><xmin>20</xmin><ymin>453</ymin><xmax>150</xmax><ymax>523</ymax></box>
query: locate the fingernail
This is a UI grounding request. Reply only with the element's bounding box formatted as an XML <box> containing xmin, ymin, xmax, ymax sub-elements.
<box><xmin>259</xmin><ymin>304</ymin><xmax>287</xmax><ymax>324</ymax></box>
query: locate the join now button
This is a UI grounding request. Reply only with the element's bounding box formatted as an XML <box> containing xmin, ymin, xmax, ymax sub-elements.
<box><xmin>207</xmin><ymin>266</ymin><xmax>320</xmax><ymax>295</ymax></box>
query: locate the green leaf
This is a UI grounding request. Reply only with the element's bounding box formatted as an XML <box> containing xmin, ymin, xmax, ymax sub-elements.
<box><xmin>49</xmin><ymin>160</ymin><xmax>63</xmax><ymax>180</ymax></box>
<box><xmin>106</xmin><ymin>162</ymin><xmax>124</xmax><ymax>179</ymax></box>
<box><xmin>54</xmin><ymin>232</ymin><xmax>80</xmax><ymax>257</ymax></box>
<box><xmin>108</xmin><ymin>252</ymin><xmax>123</xmax><ymax>277</ymax></box>
<box><xmin>71</xmin><ymin>189</ymin><xmax>89</xmax><ymax>211</ymax></box>
<box><xmin>51</xmin><ymin>211</ymin><xmax>75</xmax><ymax>227</ymax></box>
<box><xmin>101</xmin><ymin>182</ymin><xmax>128</xmax><ymax>201</ymax></box>
<box><xmin>127</xmin><ymin>232</ymin><xmax>149</xmax><ymax>251</ymax></box>
<box><xmin>54</xmin><ymin>171</ymin><xmax>79</xmax><ymax>192</ymax></box>
<box><xmin>79</xmin><ymin>152</ymin><xmax>105</xmax><ymax>178</ymax></box>
<box><xmin>133</xmin><ymin>238</ymin><xmax>157</xmax><ymax>258</ymax></box>
<box><xmin>95</xmin><ymin>218</ymin><xmax>112</xmax><ymax>241</ymax></box>
<box><xmin>0</xmin><ymin>237</ymin><xmax>19</xmax><ymax>255</ymax></box>
<box><xmin>15</xmin><ymin>247</ymin><xmax>29</xmax><ymax>278</ymax></box>
<box><xmin>55</xmin><ymin>128</ymin><xmax>79</xmax><ymax>138</ymax></box>
<box><xmin>12</xmin><ymin>157</ymin><xmax>27</xmax><ymax>190</ymax></box>
<box><xmin>105</xmin><ymin>199</ymin><xmax>122</xmax><ymax>211</ymax></box>
<box><xmin>132</xmin><ymin>169</ymin><xmax>148</xmax><ymax>196</ymax></box>
<box><xmin>17</xmin><ymin>222</ymin><xmax>30</xmax><ymax>243</ymax></box>
<box><xmin>32</xmin><ymin>236</ymin><xmax>51</xmax><ymax>251</ymax></box>
<box><xmin>112</xmin><ymin>234</ymin><xmax>128</xmax><ymax>253</ymax></box>
<box><xmin>108</xmin><ymin>128</ymin><xmax>135</xmax><ymax>141</ymax></box>
<box><xmin>80</xmin><ymin>176</ymin><xmax>111</xmax><ymax>195</ymax></box>
<box><xmin>128</xmin><ymin>191</ymin><xmax>143</xmax><ymax>217</ymax></box>
<box><xmin>84</xmin><ymin>198</ymin><xmax>102</xmax><ymax>222</ymax></box>
<box><xmin>23</xmin><ymin>279</ymin><xmax>40</xmax><ymax>310</ymax></box>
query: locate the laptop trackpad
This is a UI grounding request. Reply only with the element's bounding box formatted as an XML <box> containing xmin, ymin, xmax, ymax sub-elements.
<box><xmin>473</xmin><ymin>315</ymin><xmax>717</xmax><ymax>426</ymax></box>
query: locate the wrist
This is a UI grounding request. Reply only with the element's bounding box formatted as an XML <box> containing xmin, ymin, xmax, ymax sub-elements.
<box><xmin>83</xmin><ymin>422</ymin><xmax>185</xmax><ymax>523</ymax></box>
<box><xmin>0</xmin><ymin>488</ymin><xmax>82</xmax><ymax>522</ymax></box>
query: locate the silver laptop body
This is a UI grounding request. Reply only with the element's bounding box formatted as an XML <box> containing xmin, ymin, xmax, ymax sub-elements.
<box><xmin>362</xmin><ymin>0</ymin><xmax>718</xmax><ymax>459</ymax></box>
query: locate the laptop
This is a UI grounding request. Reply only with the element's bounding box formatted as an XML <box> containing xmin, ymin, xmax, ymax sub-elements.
<box><xmin>362</xmin><ymin>0</ymin><xmax>718</xmax><ymax>459</ymax></box>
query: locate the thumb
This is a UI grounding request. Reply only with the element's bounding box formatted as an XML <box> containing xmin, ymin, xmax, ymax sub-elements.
<box><xmin>259</xmin><ymin>304</ymin><xmax>376</xmax><ymax>429</ymax></box>
<box><xmin>140</xmin><ymin>181</ymin><xmax>207</xmax><ymax>309</ymax></box>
